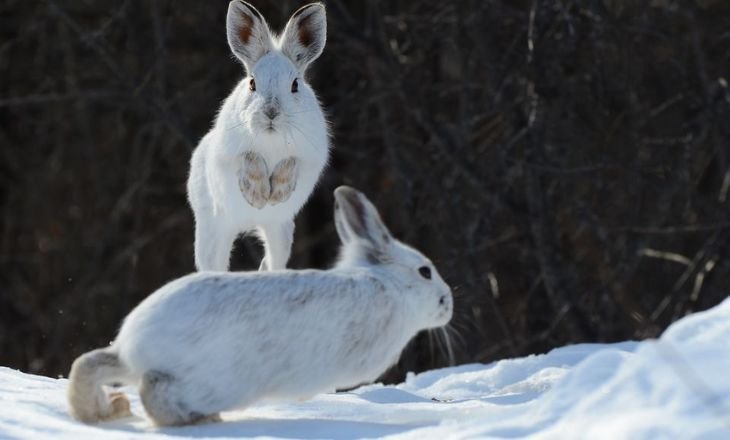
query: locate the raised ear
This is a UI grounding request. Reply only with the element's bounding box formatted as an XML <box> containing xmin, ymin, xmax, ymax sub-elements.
<box><xmin>226</xmin><ymin>1</ymin><xmax>273</xmax><ymax>72</ymax></box>
<box><xmin>333</xmin><ymin>186</ymin><xmax>393</xmax><ymax>253</ymax></box>
<box><xmin>333</xmin><ymin>199</ymin><xmax>353</xmax><ymax>245</ymax></box>
<box><xmin>280</xmin><ymin>3</ymin><xmax>327</xmax><ymax>72</ymax></box>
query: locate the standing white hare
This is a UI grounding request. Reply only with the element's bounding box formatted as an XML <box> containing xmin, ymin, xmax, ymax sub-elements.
<box><xmin>188</xmin><ymin>1</ymin><xmax>329</xmax><ymax>271</ymax></box>
<box><xmin>67</xmin><ymin>186</ymin><xmax>453</xmax><ymax>426</ymax></box>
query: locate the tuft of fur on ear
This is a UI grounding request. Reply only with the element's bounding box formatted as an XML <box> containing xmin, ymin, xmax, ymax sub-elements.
<box><xmin>280</xmin><ymin>3</ymin><xmax>327</xmax><ymax>72</ymax></box>
<box><xmin>333</xmin><ymin>186</ymin><xmax>392</xmax><ymax>262</ymax></box>
<box><xmin>227</xmin><ymin>0</ymin><xmax>273</xmax><ymax>72</ymax></box>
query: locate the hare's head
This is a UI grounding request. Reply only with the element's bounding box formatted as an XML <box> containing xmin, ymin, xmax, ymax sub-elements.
<box><xmin>226</xmin><ymin>1</ymin><xmax>326</xmax><ymax>135</ymax></box>
<box><xmin>333</xmin><ymin>186</ymin><xmax>453</xmax><ymax>329</ymax></box>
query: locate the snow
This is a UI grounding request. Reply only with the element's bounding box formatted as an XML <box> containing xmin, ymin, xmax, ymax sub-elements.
<box><xmin>2</xmin><ymin>298</ymin><xmax>730</xmax><ymax>439</ymax></box>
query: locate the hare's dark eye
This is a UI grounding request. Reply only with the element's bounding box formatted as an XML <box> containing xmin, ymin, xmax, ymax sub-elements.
<box><xmin>291</xmin><ymin>78</ymin><xmax>299</xmax><ymax>93</ymax></box>
<box><xmin>418</xmin><ymin>266</ymin><xmax>431</xmax><ymax>280</ymax></box>
<box><xmin>249</xmin><ymin>78</ymin><xmax>256</xmax><ymax>92</ymax></box>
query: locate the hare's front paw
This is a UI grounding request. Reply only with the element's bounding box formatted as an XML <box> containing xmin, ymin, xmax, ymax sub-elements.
<box><xmin>239</xmin><ymin>151</ymin><xmax>271</xmax><ymax>209</ymax></box>
<box><xmin>269</xmin><ymin>157</ymin><xmax>299</xmax><ymax>205</ymax></box>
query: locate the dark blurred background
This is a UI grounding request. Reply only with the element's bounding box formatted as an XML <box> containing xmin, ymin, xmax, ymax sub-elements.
<box><xmin>1</xmin><ymin>0</ymin><xmax>729</xmax><ymax>382</ymax></box>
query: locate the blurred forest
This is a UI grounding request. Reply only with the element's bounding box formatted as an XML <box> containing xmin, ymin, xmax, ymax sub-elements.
<box><xmin>1</xmin><ymin>0</ymin><xmax>730</xmax><ymax>382</ymax></box>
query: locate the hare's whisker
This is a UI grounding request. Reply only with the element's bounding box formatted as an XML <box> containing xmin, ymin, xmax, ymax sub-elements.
<box><xmin>287</xmin><ymin>123</ymin><xmax>320</xmax><ymax>154</ymax></box>
<box><xmin>439</xmin><ymin>327</ymin><xmax>456</xmax><ymax>366</ymax></box>
<box><xmin>445</xmin><ymin>324</ymin><xmax>467</xmax><ymax>347</ymax></box>
<box><xmin>225</xmin><ymin>121</ymin><xmax>247</xmax><ymax>132</ymax></box>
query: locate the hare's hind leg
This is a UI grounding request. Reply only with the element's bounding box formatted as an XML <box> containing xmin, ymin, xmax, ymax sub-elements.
<box><xmin>67</xmin><ymin>349</ymin><xmax>133</xmax><ymax>423</ymax></box>
<box><xmin>257</xmin><ymin>219</ymin><xmax>294</xmax><ymax>271</ymax></box>
<box><xmin>140</xmin><ymin>371</ymin><xmax>221</xmax><ymax>427</ymax></box>
<box><xmin>193</xmin><ymin>211</ymin><xmax>239</xmax><ymax>272</ymax></box>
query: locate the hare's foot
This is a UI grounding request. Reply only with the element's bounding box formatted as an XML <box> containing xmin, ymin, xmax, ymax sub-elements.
<box><xmin>269</xmin><ymin>157</ymin><xmax>299</xmax><ymax>205</ymax></box>
<box><xmin>189</xmin><ymin>413</ymin><xmax>222</xmax><ymax>425</ymax></box>
<box><xmin>107</xmin><ymin>391</ymin><xmax>133</xmax><ymax>420</ymax></box>
<box><xmin>141</xmin><ymin>370</ymin><xmax>220</xmax><ymax>427</ymax></box>
<box><xmin>239</xmin><ymin>151</ymin><xmax>271</xmax><ymax>209</ymax></box>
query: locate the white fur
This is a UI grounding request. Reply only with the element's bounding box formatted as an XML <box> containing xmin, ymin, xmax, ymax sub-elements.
<box><xmin>188</xmin><ymin>1</ymin><xmax>329</xmax><ymax>271</ymax></box>
<box><xmin>67</xmin><ymin>186</ymin><xmax>453</xmax><ymax>426</ymax></box>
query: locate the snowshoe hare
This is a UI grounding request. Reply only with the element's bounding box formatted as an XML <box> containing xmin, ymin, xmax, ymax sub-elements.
<box><xmin>188</xmin><ymin>1</ymin><xmax>329</xmax><ymax>271</ymax></box>
<box><xmin>68</xmin><ymin>186</ymin><xmax>453</xmax><ymax>426</ymax></box>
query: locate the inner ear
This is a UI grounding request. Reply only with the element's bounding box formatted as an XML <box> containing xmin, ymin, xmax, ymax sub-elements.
<box><xmin>334</xmin><ymin>201</ymin><xmax>352</xmax><ymax>243</ymax></box>
<box><xmin>296</xmin><ymin>10</ymin><xmax>314</xmax><ymax>47</ymax></box>
<box><xmin>236</xmin><ymin>12</ymin><xmax>255</xmax><ymax>44</ymax></box>
<box><xmin>227</xmin><ymin>1</ymin><xmax>272</xmax><ymax>71</ymax></box>
<box><xmin>343</xmin><ymin>196</ymin><xmax>369</xmax><ymax>240</ymax></box>
<box><xmin>280</xmin><ymin>3</ymin><xmax>326</xmax><ymax>71</ymax></box>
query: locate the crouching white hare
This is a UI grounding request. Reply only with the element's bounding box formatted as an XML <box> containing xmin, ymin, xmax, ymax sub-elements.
<box><xmin>67</xmin><ymin>186</ymin><xmax>453</xmax><ymax>426</ymax></box>
<box><xmin>188</xmin><ymin>0</ymin><xmax>329</xmax><ymax>271</ymax></box>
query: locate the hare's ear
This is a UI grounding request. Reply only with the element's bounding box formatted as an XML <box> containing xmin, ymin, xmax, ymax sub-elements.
<box><xmin>333</xmin><ymin>200</ymin><xmax>353</xmax><ymax>245</ymax></box>
<box><xmin>280</xmin><ymin>3</ymin><xmax>326</xmax><ymax>72</ymax></box>
<box><xmin>227</xmin><ymin>1</ymin><xmax>273</xmax><ymax>72</ymax></box>
<box><xmin>334</xmin><ymin>186</ymin><xmax>392</xmax><ymax>254</ymax></box>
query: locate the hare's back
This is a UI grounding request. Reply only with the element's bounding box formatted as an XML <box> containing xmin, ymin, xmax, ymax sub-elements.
<box><xmin>114</xmin><ymin>270</ymin><xmax>374</xmax><ymax>373</ymax></box>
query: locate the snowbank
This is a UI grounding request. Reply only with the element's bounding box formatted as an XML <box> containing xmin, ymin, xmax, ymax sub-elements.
<box><xmin>1</xmin><ymin>298</ymin><xmax>729</xmax><ymax>439</ymax></box>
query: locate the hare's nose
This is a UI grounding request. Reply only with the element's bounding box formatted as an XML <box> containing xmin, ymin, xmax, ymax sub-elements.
<box><xmin>264</xmin><ymin>107</ymin><xmax>279</xmax><ymax>121</ymax></box>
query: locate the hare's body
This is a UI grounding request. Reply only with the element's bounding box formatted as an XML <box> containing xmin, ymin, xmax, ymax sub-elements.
<box><xmin>116</xmin><ymin>270</ymin><xmax>408</xmax><ymax>412</ymax></box>
<box><xmin>68</xmin><ymin>186</ymin><xmax>453</xmax><ymax>426</ymax></box>
<box><xmin>189</xmin><ymin>1</ymin><xmax>329</xmax><ymax>271</ymax></box>
<box><xmin>188</xmin><ymin>80</ymin><xmax>328</xmax><ymax>271</ymax></box>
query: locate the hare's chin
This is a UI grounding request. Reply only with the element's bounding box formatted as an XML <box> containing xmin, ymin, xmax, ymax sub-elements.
<box><xmin>436</xmin><ymin>310</ymin><xmax>453</xmax><ymax>325</ymax></box>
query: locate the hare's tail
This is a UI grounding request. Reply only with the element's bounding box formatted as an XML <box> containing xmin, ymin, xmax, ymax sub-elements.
<box><xmin>67</xmin><ymin>348</ymin><xmax>133</xmax><ymax>423</ymax></box>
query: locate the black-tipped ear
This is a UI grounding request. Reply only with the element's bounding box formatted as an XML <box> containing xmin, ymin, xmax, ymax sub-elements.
<box><xmin>333</xmin><ymin>186</ymin><xmax>392</xmax><ymax>252</ymax></box>
<box><xmin>226</xmin><ymin>1</ymin><xmax>273</xmax><ymax>72</ymax></box>
<box><xmin>280</xmin><ymin>3</ymin><xmax>326</xmax><ymax>72</ymax></box>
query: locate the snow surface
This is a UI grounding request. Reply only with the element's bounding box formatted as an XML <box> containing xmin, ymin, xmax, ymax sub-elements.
<box><xmin>2</xmin><ymin>298</ymin><xmax>730</xmax><ymax>439</ymax></box>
